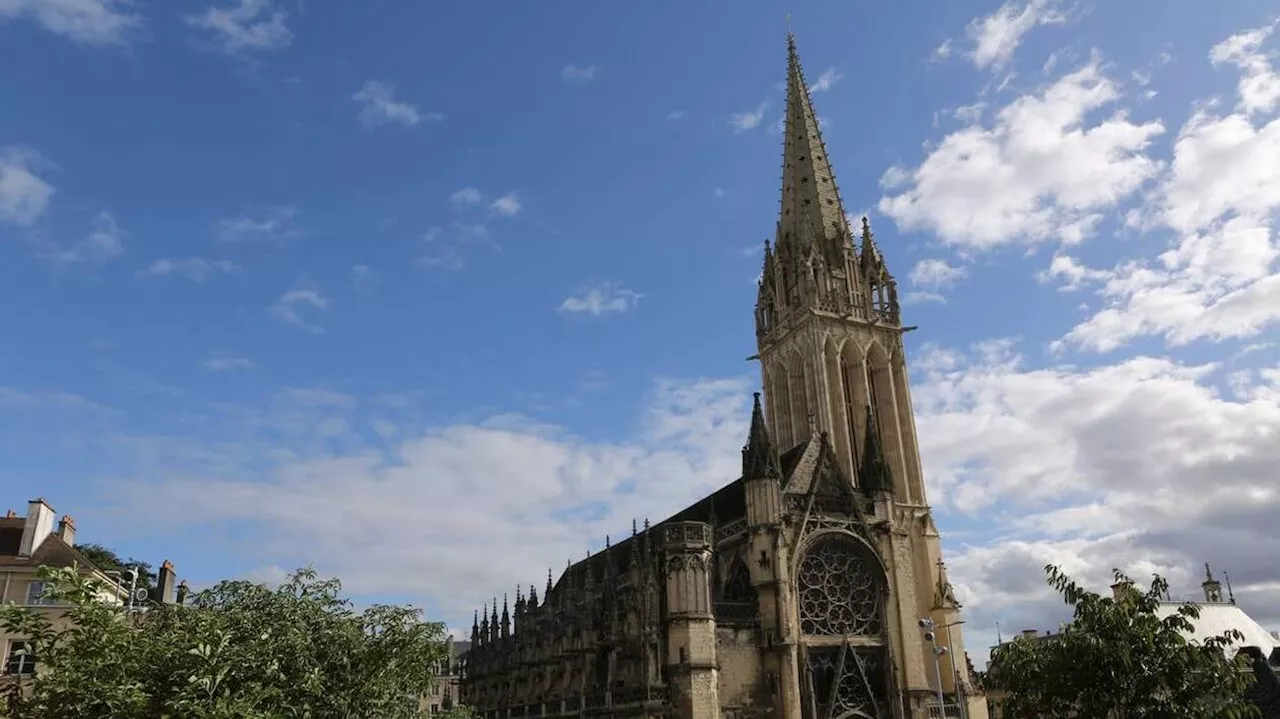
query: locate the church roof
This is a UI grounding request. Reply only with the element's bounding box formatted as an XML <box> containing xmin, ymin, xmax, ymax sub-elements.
<box><xmin>1155</xmin><ymin>601</ymin><xmax>1280</xmax><ymax>660</ymax></box>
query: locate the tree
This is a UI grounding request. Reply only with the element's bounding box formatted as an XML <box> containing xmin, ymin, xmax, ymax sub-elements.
<box><xmin>74</xmin><ymin>542</ymin><xmax>156</xmax><ymax>594</ymax></box>
<box><xmin>987</xmin><ymin>564</ymin><xmax>1260</xmax><ymax>719</ymax></box>
<box><xmin>0</xmin><ymin>565</ymin><xmax>451</xmax><ymax>719</ymax></box>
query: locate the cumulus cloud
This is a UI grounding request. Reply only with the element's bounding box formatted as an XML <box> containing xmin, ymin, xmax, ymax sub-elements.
<box><xmin>109</xmin><ymin>376</ymin><xmax>753</xmax><ymax>623</ymax></box>
<box><xmin>912</xmin><ymin>339</ymin><xmax>1280</xmax><ymax>660</ymax></box>
<box><xmin>186</xmin><ymin>0</ymin><xmax>293</xmax><ymax>57</ymax></box>
<box><xmin>0</xmin><ymin>0</ymin><xmax>143</xmax><ymax>47</ymax></box>
<box><xmin>879</xmin><ymin>57</ymin><xmax>1164</xmax><ymax>249</ymax></box>
<box><xmin>1057</xmin><ymin>25</ymin><xmax>1280</xmax><ymax>351</ymax></box>
<box><xmin>0</xmin><ymin>147</ymin><xmax>54</xmax><ymax>226</ymax></box>
<box><xmin>558</xmin><ymin>282</ymin><xmax>642</xmax><ymax>316</ymax></box>
<box><xmin>490</xmin><ymin>192</ymin><xmax>521</xmax><ymax>218</ymax></box>
<box><xmin>352</xmin><ymin>81</ymin><xmax>439</xmax><ymax>128</ymax></box>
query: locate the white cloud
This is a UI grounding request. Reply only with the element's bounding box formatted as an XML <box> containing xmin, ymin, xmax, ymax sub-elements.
<box><xmin>1058</xmin><ymin>24</ymin><xmax>1280</xmax><ymax>352</ymax></box>
<box><xmin>112</xmin><ymin>376</ymin><xmax>753</xmax><ymax>622</ymax></box>
<box><xmin>0</xmin><ymin>0</ymin><xmax>142</xmax><ymax>47</ymax></box>
<box><xmin>202</xmin><ymin>355</ymin><xmax>253</xmax><ymax>372</ymax></box>
<box><xmin>449</xmin><ymin>187</ymin><xmax>482</xmax><ymax>207</ymax></box>
<box><xmin>809</xmin><ymin>67</ymin><xmax>844</xmax><ymax>93</ymax></box>
<box><xmin>186</xmin><ymin>0</ymin><xmax>292</xmax><ymax>56</ymax></box>
<box><xmin>909</xmin><ymin>258</ymin><xmax>968</xmax><ymax>291</ymax></box>
<box><xmin>965</xmin><ymin>0</ymin><xmax>1069</xmax><ymax>71</ymax></box>
<box><xmin>713</xmin><ymin>188</ymin><xmax>726</xmax><ymax>198</ymax></box>
<box><xmin>1209</xmin><ymin>21</ymin><xmax>1280</xmax><ymax>116</ymax></box>
<box><xmin>141</xmin><ymin>257</ymin><xmax>239</xmax><ymax>281</ymax></box>
<box><xmin>730</xmin><ymin>101</ymin><xmax>768</xmax><ymax>132</ymax></box>
<box><xmin>910</xmin><ymin>339</ymin><xmax>1280</xmax><ymax>660</ymax></box>
<box><xmin>215</xmin><ymin>206</ymin><xmax>299</xmax><ymax>242</ymax></box>
<box><xmin>352</xmin><ymin>81</ymin><xmax>439</xmax><ymax>128</ymax></box>
<box><xmin>558</xmin><ymin>282</ymin><xmax>642</xmax><ymax>316</ymax></box>
<box><xmin>268</xmin><ymin>284</ymin><xmax>328</xmax><ymax>334</ymax></box>
<box><xmin>350</xmin><ymin>264</ymin><xmax>372</xmax><ymax>284</ymax></box>
<box><xmin>666</xmin><ymin>110</ymin><xmax>685</xmax><ymax>121</ymax></box>
<box><xmin>879</xmin><ymin>57</ymin><xmax>1164</xmax><ymax>250</ymax></box>
<box><xmin>490</xmin><ymin>192</ymin><xmax>521</xmax><ymax>218</ymax></box>
<box><xmin>931</xmin><ymin>39</ymin><xmax>953</xmax><ymax>62</ymax></box>
<box><xmin>0</xmin><ymin>147</ymin><xmax>54</xmax><ymax>226</ymax></box>
<box><xmin>560</xmin><ymin>64</ymin><xmax>599</xmax><ymax>84</ymax></box>
<box><xmin>416</xmin><ymin>222</ymin><xmax>497</xmax><ymax>271</ymax></box>
<box><xmin>42</xmin><ymin>211</ymin><xmax>124</xmax><ymax>265</ymax></box>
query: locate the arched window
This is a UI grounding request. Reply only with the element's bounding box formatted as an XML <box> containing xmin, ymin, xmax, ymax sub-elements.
<box><xmin>797</xmin><ymin>534</ymin><xmax>884</xmax><ymax>637</ymax></box>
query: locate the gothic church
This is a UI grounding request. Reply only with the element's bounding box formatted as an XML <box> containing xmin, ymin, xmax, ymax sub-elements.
<box><xmin>460</xmin><ymin>35</ymin><xmax>988</xmax><ymax>719</ymax></box>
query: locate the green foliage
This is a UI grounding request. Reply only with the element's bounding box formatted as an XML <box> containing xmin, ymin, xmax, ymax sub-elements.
<box><xmin>0</xmin><ymin>565</ymin><xmax>450</xmax><ymax>719</ymax></box>
<box><xmin>75</xmin><ymin>542</ymin><xmax>156</xmax><ymax>593</ymax></box>
<box><xmin>988</xmin><ymin>564</ymin><xmax>1261</xmax><ymax>719</ymax></box>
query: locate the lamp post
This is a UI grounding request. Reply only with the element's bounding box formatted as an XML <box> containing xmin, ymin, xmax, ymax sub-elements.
<box><xmin>939</xmin><ymin>620</ymin><xmax>967</xmax><ymax>719</ymax></box>
<box><xmin>918</xmin><ymin>618</ymin><xmax>948</xmax><ymax>717</ymax></box>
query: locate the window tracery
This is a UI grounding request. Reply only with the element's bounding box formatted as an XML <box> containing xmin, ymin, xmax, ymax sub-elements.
<box><xmin>797</xmin><ymin>534</ymin><xmax>883</xmax><ymax>637</ymax></box>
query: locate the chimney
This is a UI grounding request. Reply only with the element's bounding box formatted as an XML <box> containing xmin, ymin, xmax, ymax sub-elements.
<box><xmin>156</xmin><ymin>560</ymin><xmax>176</xmax><ymax>604</ymax></box>
<box><xmin>1020</xmin><ymin>629</ymin><xmax>1038</xmax><ymax>639</ymax></box>
<box><xmin>57</xmin><ymin>515</ymin><xmax>76</xmax><ymax>547</ymax></box>
<box><xmin>18</xmin><ymin>498</ymin><xmax>56</xmax><ymax>557</ymax></box>
<box><xmin>1111</xmin><ymin>580</ymin><xmax>1135</xmax><ymax>601</ymax></box>
<box><xmin>176</xmin><ymin>580</ymin><xmax>189</xmax><ymax>605</ymax></box>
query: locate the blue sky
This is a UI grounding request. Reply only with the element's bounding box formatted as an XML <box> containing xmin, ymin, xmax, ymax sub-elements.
<box><xmin>3</xmin><ymin>0</ymin><xmax>1280</xmax><ymax>664</ymax></box>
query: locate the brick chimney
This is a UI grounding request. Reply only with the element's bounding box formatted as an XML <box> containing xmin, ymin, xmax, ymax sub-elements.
<box><xmin>156</xmin><ymin>560</ymin><xmax>177</xmax><ymax>604</ymax></box>
<box><xmin>1111</xmin><ymin>580</ymin><xmax>1135</xmax><ymax>601</ymax></box>
<box><xmin>57</xmin><ymin>515</ymin><xmax>76</xmax><ymax>547</ymax></box>
<box><xmin>18</xmin><ymin>498</ymin><xmax>56</xmax><ymax>557</ymax></box>
<box><xmin>176</xmin><ymin>580</ymin><xmax>190</xmax><ymax>605</ymax></box>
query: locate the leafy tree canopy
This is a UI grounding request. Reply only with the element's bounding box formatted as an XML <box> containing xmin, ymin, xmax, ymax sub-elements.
<box><xmin>1</xmin><ymin>565</ymin><xmax>450</xmax><ymax>719</ymax></box>
<box><xmin>987</xmin><ymin>564</ymin><xmax>1261</xmax><ymax>719</ymax></box>
<box><xmin>74</xmin><ymin>542</ymin><xmax>156</xmax><ymax>593</ymax></box>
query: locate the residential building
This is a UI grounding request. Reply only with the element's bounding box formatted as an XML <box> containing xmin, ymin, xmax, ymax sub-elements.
<box><xmin>0</xmin><ymin>497</ymin><xmax>180</xmax><ymax>685</ymax></box>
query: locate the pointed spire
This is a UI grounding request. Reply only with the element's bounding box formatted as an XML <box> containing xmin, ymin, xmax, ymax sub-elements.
<box><xmin>860</xmin><ymin>217</ymin><xmax>882</xmax><ymax>273</ymax></box>
<box><xmin>546</xmin><ymin>568</ymin><xmax>553</xmax><ymax>599</ymax></box>
<box><xmin>529</xmin><ymin>583</ymin><xmax>538</xmax><ymax>608</ymax></box>
<box><xmin>857</xmin><ymin>405</ymin><xmax>893</xmax><ymax>492</ymax></box>
<box><xmin>1224</xmin><ymin>572</ymin><xmax>1236</xmax><ymax>604</ymax></box>
<box><xmin>742</xmin><ymin>392</ymin><xmax>782</xmax><ymax>479</ymax></box>
<box><xmin>501</xmin><ymin>594</ymin><xmax>510</xmax><ymax>638</ymax></box>
<box><xmin>778</xmin><ymin>32</ymin><xmax>852</xmax><ymax>256</ymax></box>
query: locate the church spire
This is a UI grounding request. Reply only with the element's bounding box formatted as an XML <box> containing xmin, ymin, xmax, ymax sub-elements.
<box><xmin>742</xmin><ymin>392</ymin><xmax>781</xmax><ymax>479</ymax></box>
<box><xmin>778</xmin><ymin>32</ymin><xmax>853</xmax><ymax>260</ymax></box>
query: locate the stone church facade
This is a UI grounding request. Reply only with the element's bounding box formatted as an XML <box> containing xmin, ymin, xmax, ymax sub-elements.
<box><xmin>460</xmin><ymin>35</ymin><xmax>989</xmax><ymax>719</ymax></box>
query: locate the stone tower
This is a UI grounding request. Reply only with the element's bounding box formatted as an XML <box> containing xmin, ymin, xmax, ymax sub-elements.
<box><xmin>753</xmin><ymin>34</ymin><xmax>985</xmax><ymax>718</ymax></box>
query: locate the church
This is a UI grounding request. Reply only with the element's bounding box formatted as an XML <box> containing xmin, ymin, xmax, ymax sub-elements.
<box><xmin>459</xmin><ymin>35</ymin><xmax>988</xmax><ymax>719</ymax></box>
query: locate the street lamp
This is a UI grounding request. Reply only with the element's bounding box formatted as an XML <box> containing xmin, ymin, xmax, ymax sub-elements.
<box><xmin>938</xmin><ymin>620</ymin><xmax>967</xmax><ymax>719</ymax></box>
<box><xmin>918</xmin><ymin>618</ymin><xmax>948</xmax><ymax>717</ymax></box>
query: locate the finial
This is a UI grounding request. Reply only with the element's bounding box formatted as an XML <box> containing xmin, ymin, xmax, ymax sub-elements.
<box><xmin>632</xmin><ymin>518</ymin><xmax>638</xmax><ymax>536</ymax></box>
<box><xmin>643</xmin><ymin>518</ymin><xmax>650</xmax><ymax>530</ymax></box>
<box><xmin>1224</xmin><ymin>572</ymin><xmax>1236</xmax><ymax>604</ymax></box>
<box><xmin>1205</xmin><ymin>562</ymin><xmax>1214</xmax><ymax>583</ymax></box>
<box><xmin>605</xmin><ymin>534</ymin><xmax>610</xmax><ymax>548</ymax></box>
<box><xmin>785</xmin><ymin>13</ymin><xmax>793</xmax><ymax>36</ymax></box>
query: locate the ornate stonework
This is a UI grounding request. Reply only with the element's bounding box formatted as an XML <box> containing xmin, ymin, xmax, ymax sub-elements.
<box><xmin>459</xmin><ymin>34</ymin><xmax>988</xmax><ymax>719</ymax></box>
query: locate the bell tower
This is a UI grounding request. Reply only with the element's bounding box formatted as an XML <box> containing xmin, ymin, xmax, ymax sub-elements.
<box><xmin>754</xmin><ymin>34</ymin><xmax>987</xmax><ymax>719</ymax></box>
